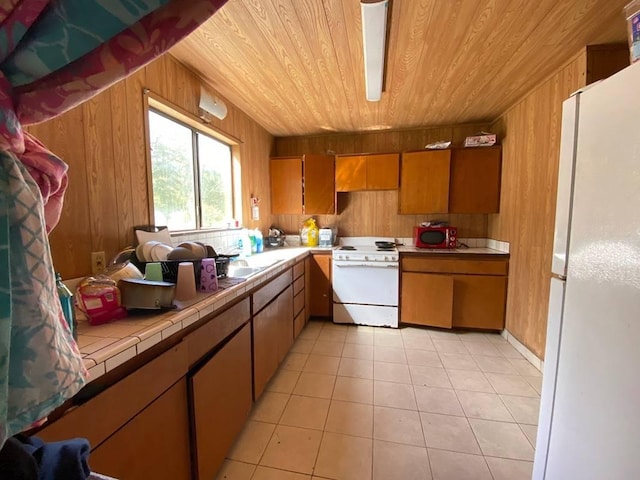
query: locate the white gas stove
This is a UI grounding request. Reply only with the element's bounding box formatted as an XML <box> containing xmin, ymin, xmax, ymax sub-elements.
<box><xmin>331</xmin><ymin>237</ymin><xmax>400</xmax><ymax>328</ymax></box>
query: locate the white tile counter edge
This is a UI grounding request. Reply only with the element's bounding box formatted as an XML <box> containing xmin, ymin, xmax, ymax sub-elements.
<box><xmin>79</xmin><ymin>247</ymin><xmax>312</xmax><ymax>384</ymax></box>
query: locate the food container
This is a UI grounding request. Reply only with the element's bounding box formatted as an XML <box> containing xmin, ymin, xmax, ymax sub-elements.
<box><xmin>119</xmin><ymin>278</ymin><xmax>175</xmax><ymax>309</ymax></box>
<box><xmin>76</xmin><ymin>276</ymin><xmax>128</xmax><ymax>325</ymax></box>
<box><xmin>626</xmin><ymin>0</ymin><xmax>640</xmax><ymax>64</ymax></box>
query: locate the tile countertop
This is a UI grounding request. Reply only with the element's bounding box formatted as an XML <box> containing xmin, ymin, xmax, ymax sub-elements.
<box><xmin>74</xmin><ymin>243</ymin><xmax>506</xmax><ymax>383</ymax></box>
<box><xmin>76</xmin><ymin>247</ymin><xmax>314</xmax><ymax>382</ymax></box>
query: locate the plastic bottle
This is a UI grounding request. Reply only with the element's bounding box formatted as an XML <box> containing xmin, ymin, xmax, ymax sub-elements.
<box><xmin>237</xmin><ymin>236</ymin><xmax>244</xmax><ymax>256</ymax></box>
<box><xmin>249</xmin><ymin>229</ymin><xmax>257</xmax><ymax>254</ymax></box>
<box><xmin>241</xmin><ymin>228</ymin><xmax>252</xmax><ymax>257</ymax></box>
<box><xmin>255</xmin><ymin>229</ymin><xmax>264</xmax><ymax>253</ymax></box>
<box><xmin>56</xmin><ymin>272</ymin><xmax>77</xmax><ymax>340</ymax></box>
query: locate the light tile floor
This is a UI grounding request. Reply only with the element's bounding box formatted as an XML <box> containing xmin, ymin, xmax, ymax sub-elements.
<box><xmin>218</xmin><ymin>320</ymin><xmax>541</xmax><ymax>480</ymax></box>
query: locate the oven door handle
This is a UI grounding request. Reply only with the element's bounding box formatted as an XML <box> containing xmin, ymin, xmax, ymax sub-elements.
<box><xmin>333</xmin><ymin>263</ymin><xmax>398</xmax><ymax>269</ymax></box>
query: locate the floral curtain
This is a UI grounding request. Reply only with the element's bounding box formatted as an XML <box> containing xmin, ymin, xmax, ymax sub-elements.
<box><xmin>0</xmin><ymin>0</ymin><xmax>227</xmax><ymax>450</ymax></box>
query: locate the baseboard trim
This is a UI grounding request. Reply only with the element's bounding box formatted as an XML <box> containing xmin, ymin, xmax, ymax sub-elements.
<box><xmin>501</xmin><ymin>329</ymin><xmax>544</xmax><ymax>372</ymax></box>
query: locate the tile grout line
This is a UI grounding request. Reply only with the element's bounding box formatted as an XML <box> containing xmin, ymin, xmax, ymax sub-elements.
<box><xmin>271</xmin><ymin>322</ymin><xmax>536</xmax><ymax>478</ymax></box>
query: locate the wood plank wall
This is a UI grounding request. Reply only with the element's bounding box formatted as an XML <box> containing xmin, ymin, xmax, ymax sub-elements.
<box><xmin>273</xmin><ymin>124</ymin><xmax>491</xmax><ymax>238</ymax></box>
<box><xmin>27</xmin><ymin>54</ymin><xmax>273</xmax><ymax>279</ymax></box>
<box><xmin>489</xmin><ymin>45</ymin><xmax>628</xmax><ymax>359</ymax></box>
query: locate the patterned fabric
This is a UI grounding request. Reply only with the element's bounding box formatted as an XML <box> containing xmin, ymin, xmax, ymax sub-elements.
<box><xmin>0</xmin><ymin>0</ymin><xmax>228</xmax><ymax>450</ymax></box>
<box><xmin>0</xmin><ymin>150</ymin><xmax>85</xmax><ymax>447</ymax></box>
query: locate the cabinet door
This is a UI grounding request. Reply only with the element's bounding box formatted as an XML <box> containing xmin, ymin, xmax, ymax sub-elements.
<box><xmin>452</xmin><ymin>275</ymin><xmax>507</xmax><ymax>330</ymax></box>
<box><xmin>276</xmin><ymin>285</ymin><xmax>294</xmax><ymax>363</ymax></box>
<box><xmin>399</xmin><ymin>150</ymin><xmax>451</xmax><ymax>213</ymax></box>
<box><xmin>89</xmin><ymin>379</ymin><xmax>191</xmax><ymax>480</ymax></box>
<box><xmin>309</xmin><ymin>254</ymin><xmax>332</xmax><ymax>317</ymax></box>
<box><xmin>449</xmin><ymin>147</ymin><xmax>501</xmax><ymax>213</ymax></box>
<box><xmin>304</xmin><ymin>257</ymin><xmax>312</xmax><ymax>322</ymax></box>
<box><xmin>366</xmin><ymin>153</ymin><xmax>400</xmax><ymax>190</ymax></box>
<box><xmin>270</xmin><ymin>157</ymin><xmax>303</xmax><ymax>214</ymax></box>
<box><xmin>304</xmin><ymin>154</ymin><xmax>335</xmax><ymax>214</ymax></box>
<box><xmin>253</xmin><ymin>302</ymin><xmax>279</xmax><ymax>399</ymax></box>
<box><xmin>191</xmin><ymin>323</ymin><xmax>253</xmax><ymax>480</ymax></box>
<box><xmin>400</xmin><ymin>272</ymin><xmax>454</xmax><ymax>328</ymax></box>
<box><xmin>336</xmin><ymin>155</ymin><xmax>366</xmax><ymax>191</ymax></box>
<box><xmin>294</xmin><ymin>309</ymin><xmax>305</xmax><ymax>338</ymax></box>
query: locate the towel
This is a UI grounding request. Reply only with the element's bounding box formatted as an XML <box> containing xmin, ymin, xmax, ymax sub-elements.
<box><xmin>0</xmin><ymin>150</ymin><xmax>86</xmax><ymax>450</ymax></box>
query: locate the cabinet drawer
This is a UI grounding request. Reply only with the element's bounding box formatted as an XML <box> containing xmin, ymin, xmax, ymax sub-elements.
<box><xmin>294</xmin><ymin>289</ymin><xmax>305</xmax><ymax>317</ymax></box>
<box><xmin>38</xmin><ymin>343</ymin><xmax>188</xmax><ymax>448</ymax></box>
<box><xmin>293</xmin><ymin>260</ymin><xmax>305</xmax><ymax>280</ymax></box>
<box><xmin>402</xmin><ymin>256</ymin><xmax>508</xmax><ymax>275</ymax></box>
<box><xmin>185</xmin><ymin>298</ymin><xmax>250</xmax><ymax>366</ymax></box>
<box><xmin>294</xmin><ymin>309</ymin><xmax>305</xmax><ymax>339</ymax></box>
<box><xmin>293</xmin><ymin>275</ymin><xmax>304</xmax><ymax>296</ymax></box>
<box><xmin>253</xmin><ymin>269</ymin><xmax>293</xmax><ymax>314</ymax></box>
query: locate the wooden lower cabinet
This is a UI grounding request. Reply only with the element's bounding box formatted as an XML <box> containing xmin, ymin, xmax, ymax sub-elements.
<box><xmin>190</xmin><ymin>323</ymin><xmax>253</xmax><ymax>480</ymax></box>
<box><xmin>276</xmin><ymin>286</ymin><xmax>294</xmax><ymax>364</ymax></box>
<box><xmin>305</xmin><ymin>257</ymin><xmax>312</xmax><ymax>321</ymax></box>
<box><xmin>400</xmin><ymin>256</ymin><xmax>508</xmax><ymax>330</ymax></box>
<box><xmin>452</xmin><ymin>275</ymin><xmax>507</xmax><ymax>330</ymax></box>
<box><xmin>253</xmin><ymin>300</ymin><xmax>279</xmax><ymax>399</ymax></box>
<box><xmin>401</xmin><ymin>272</ymin><xmax>453</xmax><ymax>328</ymax></box>
<box><xmin>253</xmin><ymin>285</ymin><xmax>294</xmax><ymax>399</ymax></box>
<box><xmin>294</xmin><ymin>309</ymin><xmax>305</xmax><ymax>338</ymax></box>
<box><xmin>308</xmin><ymin>253</ymin><xmax>332</xmax><ymax>317</ymax></box>
<box><xmin>90</xmin><ymin>379</ymin><xmax>191</xmax><ymax>480</ymax></box>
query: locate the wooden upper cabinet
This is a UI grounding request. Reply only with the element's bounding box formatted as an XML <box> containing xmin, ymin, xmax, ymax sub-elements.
<box><xmin>270</xmin><ymin>157</ymin><xmax>303</xmax><ymax>214</ymax></box>
<box><xmin>366</xmin><ymin>153</ymin><xmax>400</xmax><ymax>190</ymax></box>
<box><xmin>336</xmin><ymin>153</ymin><xmax>399</xmax><ymax>191</ymax></box>
<box><xmin>304</xmin><ymin>154</ymin><xmax>335</xmax><ymax>214</ymax></box>
<box><xmin>336</xmin><ymin>155</ymin><xmax>366</xmax><ymax>191</ymax></box>
<box><xmin>270</xmin><ymin>155</ymin><xmax>335</xmax><ymax>214</ymax></box>
<box><xmin>449</xmin><ymin>146</ymin><xmax>501</xmax><ymax>213</ymax></box>
<box><xmin>399</xmin><ymin>150</ymin><xmax>451</xmax><ymax>214</ymax></box>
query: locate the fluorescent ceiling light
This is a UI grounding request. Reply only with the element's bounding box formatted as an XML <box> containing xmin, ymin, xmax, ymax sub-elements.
<box><xmin>361</xmin><ymin>0</ymin><xmax>389</xmax><ymax>102</ymax></box>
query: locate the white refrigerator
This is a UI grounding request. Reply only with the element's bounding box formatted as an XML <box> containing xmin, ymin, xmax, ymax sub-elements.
<box><xmin>533</xmin><ymin>62</ymin><xmax>640</xmax><ymax>479</ymax></box>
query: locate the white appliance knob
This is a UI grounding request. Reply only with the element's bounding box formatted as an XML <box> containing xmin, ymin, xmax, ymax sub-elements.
<box><xmin>364</xmin><ymin>255</ymin><xmax>368</xmax><ymax>261</ymax></box>
<box><xmin>384</xmin><ymin>256</ymin><xmax>389</xmax><ymax>261</ymax></box>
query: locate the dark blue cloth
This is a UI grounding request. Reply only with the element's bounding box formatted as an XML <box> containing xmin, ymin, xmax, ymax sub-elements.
<box><xmin>0</xmin><ymin>435</ymin><xmax>90</xmax><ymax>480</ymax></box>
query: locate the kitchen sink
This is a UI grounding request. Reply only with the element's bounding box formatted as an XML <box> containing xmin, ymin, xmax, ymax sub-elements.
<box><xmin>227</xmin><ymin>257</ymin><xmax>284</xmax><ymax>279</ymax></box>
<box><xmin>227</xmin><ymin>265</ymin><xmax>266</xmax><ymax>279</ymax></box>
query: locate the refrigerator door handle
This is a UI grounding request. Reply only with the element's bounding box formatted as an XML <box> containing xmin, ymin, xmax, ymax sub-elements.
<box><xmin>551</xmin><ymin>273</ymin><xmax>567</xmax><ymax>281</ymax></box>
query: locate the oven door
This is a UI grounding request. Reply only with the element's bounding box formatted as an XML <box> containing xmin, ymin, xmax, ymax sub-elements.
<box><xmin>332</xmin><ymin>260</ymin><xmax>399</xmax><ymax>306</ymax></box>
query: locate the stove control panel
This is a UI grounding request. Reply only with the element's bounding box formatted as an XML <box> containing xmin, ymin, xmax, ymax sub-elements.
<box><xmin>333</xmin><ymin>253</ymin><xmax>399</xmax><ymax>262</ymax></box>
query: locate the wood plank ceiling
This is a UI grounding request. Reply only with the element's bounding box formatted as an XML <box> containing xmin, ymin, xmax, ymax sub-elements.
<box><xmin>170</xmin><ymin>0</ymin><xmax>628</xmax><ymax>137</ymax></box>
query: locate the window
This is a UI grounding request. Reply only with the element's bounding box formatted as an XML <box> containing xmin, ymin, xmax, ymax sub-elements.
<box><xmin>148</xmin><ymin>109</ymin><xmax>234</xmax><ymax>231</ymax></box>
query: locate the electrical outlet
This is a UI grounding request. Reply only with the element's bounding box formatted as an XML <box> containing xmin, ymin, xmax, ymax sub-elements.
<box><xmin>91</xmin><ymin>251</ymin><xmax>106</xmax><ymax>274</ymax></box>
